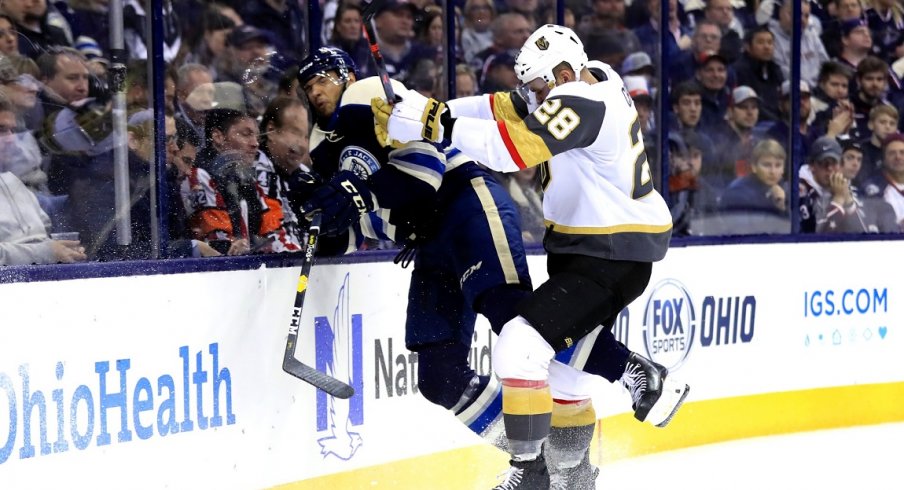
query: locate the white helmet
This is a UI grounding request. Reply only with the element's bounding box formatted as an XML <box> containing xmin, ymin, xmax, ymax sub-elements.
<box><xmin>514</xmin><ymin>24</ymin><xmax>588</xmax><ymax>85</ymax></box>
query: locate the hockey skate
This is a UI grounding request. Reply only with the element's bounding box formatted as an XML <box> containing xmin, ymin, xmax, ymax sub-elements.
<box><xmin>549</xmin><ymin>452</ymin><xmax>598</xmax><ymax>490</ymax></box>
<box><xmin>620</xmin><ymin>352</ymin><xmax>690</xmax><ymax>427</ymax></box>
<box><xmin>492</xmin><ymin>455</ymin><xmax>550</xmax><ymax>490</ymax></box>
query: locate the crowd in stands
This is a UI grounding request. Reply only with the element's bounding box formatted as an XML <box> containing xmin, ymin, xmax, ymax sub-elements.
<box><xmin>1</xmin><ymin>0</ymin><xmax>903</xmax><ymax>265</ymax></box>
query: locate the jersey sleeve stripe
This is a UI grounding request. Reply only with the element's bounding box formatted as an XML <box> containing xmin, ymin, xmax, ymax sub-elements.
<box><xmin>491</xmin><ymin>91</ymin><xmax>524</xmax><ymax>123</ymax></box>
<box><xmin>499</xmin><ymin>119</ymin><xmax>554</xmax><ymax>169</ymax></box>
<box><xmin>497</xmin><ymin>120</ymin><xmax>528</xmax><ymax>169</ymax></box>
<box><xmin>488</xmin><ymin>92</ymin><xmax>496</xmax><ymax>119</ymax></box>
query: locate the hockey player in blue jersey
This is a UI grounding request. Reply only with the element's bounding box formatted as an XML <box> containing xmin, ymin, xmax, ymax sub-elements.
<box><xmin>295</xmin><ymin>46</ymin><xmax>538</xmax><ymax>449</ymax></box>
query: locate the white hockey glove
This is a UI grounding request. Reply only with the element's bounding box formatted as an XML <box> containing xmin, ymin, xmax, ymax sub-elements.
<box><xmin>371</xmin><ymin>86</ymin><xmax>448</xmax><ymax>144</ymax></box>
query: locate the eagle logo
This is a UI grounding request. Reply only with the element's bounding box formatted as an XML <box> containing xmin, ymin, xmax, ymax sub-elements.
<box><xmin>535</xmin><ymin>36</ymin><xmax>550</xmax><ymax>50</ymax></box>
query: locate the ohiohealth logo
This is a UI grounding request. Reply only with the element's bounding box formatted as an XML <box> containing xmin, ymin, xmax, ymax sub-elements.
<box><xmin>642</xmin><ymin>279</ymin><xmax>696</xmax><ymax>371</ymax></box>
<box><xmin>315</xmin><ymin>273</ymin><xmax>364</xmax><ymax>461</ymax></box>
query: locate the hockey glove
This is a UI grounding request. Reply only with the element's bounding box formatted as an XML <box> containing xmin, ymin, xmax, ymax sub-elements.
<box><xmin>371</xmin><ymin>87</ymin><xmax>451</xmax><ymax>144</ymax></box>
<box><xmin>301</xmin><ymin>170</ymin><xmax>375</xmax><ymax>235</ymax></box>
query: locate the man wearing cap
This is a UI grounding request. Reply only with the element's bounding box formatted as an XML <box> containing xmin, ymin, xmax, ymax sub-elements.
<box><xmin>710</xmin><ymin>86</ymin><xmax>761</xmax><ymax>184</ymax></box>
<box><xmin>799</xmin><ymin>135</ymin><xmax>896</xmax><ymax>232</ymax></box>
<box><xmin>372</xmin><ymin>0</ymin><xmax>420</xmax><ymax>80</ymax></box>
<box><xmin>693</xmin><ymin>49</ymin><xmax>732</xmax><ymax>130</ymax></box>
<box><xmin>836</xmin><ymin>18</ymin><xmax>874</xmax><ymax>70</ymax></box>
<box><xmin>219</xmin><ymin>25</ymin><xmax>277</xmax><ymax>116</ymax></box>
<box><xmin>733</xmin><ymin>26</ymin><xmax>784</xmax><ymax>122</ymax></box>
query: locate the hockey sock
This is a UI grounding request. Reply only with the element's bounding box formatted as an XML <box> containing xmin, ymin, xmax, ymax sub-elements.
<box><xmin>581</xmin><ymin>328</ymin><xmax>630</xmax><ymax>383</ymax></box>
<box><xmin>451</xmin><ymin>375</ymin><xmax>504</xmax><ymax>443</ymax></box>
<box><xmin>501</xmin><ymin>378</ymin><xmax>552</xmax><ymax>461</ymax></box>
<box><xmin>548</xmin><ymin>398</ymin><xmax>596</xmax><ymax>469</ymax></box>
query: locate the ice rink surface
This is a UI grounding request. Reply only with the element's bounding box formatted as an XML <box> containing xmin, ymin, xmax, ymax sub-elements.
<box><xmin>596</xmin><ymin>422</ymin><xmax>904</xmax><ymax>490</ymax></box>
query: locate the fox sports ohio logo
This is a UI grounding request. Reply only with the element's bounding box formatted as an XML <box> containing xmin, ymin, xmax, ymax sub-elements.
<box><xmin>642</xmin><ymin>279</ymin><xmax>695</xmax><ymax>371</ymax></box>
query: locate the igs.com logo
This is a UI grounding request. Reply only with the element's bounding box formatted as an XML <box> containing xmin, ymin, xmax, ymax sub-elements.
<box><xmin>642</xmin><ymin>279</ymin><xmax>757</xmax><ymax>371</ymax></box>
<box><xmin>314</xmin><ymin>273</ymin><xmax>364</xmax><ymax>461</ymax></box>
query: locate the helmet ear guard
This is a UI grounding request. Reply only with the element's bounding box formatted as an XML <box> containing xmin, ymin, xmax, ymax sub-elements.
<box><xmin>514</xmin><ymin>24</ymin><xmax>588</xmax><ymax>86</ymax></box>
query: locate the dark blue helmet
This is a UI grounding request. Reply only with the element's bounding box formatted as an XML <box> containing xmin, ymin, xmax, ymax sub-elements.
<box><xmin>297</xmin><ymin>47</ymin><xmax>357</xmax><ymax>85</ymax></box>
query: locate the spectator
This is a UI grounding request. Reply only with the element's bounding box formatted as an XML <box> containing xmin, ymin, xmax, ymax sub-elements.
<box><xmin>700</xmin><ymin>0</ymin><xmax>744</xmax><ymax>63</ymax></box>
<box><xmin>123</xmin><ymin>0</ymin><xmax>181</xmax><ymax>61</ymax></box>
<box><xmin>254</xmin><ymin>97</ymin><xmax>309</xmax><ymax>251</ymax></box>
<box><xmin>36</xmin><ymin>48</ymin><xmax>88</xmax><ymax>110</ymax></box>
<box><xmin>0</xmin><ymin>14</ymin><xmax>20</xmax><ymax>56</ymax></box>
<box><xmin>327</xmin><ymin>3</ymin><xmax>373</xmax><ymax>79</ymax></box>
<box><xmin>692</xmin><ymin>50</ymin><xmax>731</xmax><ymax>131</ymax></box>
<box><xmin>857</xmin><ymin>104</ymin><xmax>899</xmax><ymax>183</ymax></box>
<box><xmin>503</xmin><ymin>0</ymin><xmax>540</xmax><ymax>26</ymax></box>
<box><xmin>621</xmin><ymin>51</ymin><xmax>655</xmax><ymax>91</ymax></box>
<box><xmin>238</xmin><ymin>0</ymin><xmax>306</xmax><ymax>64</ymax></box>
<box><xmin>372</xmin><ymin>0</ymin><xmax>419</xmax><ymax>80</ymax></box>
<box><xmin>406</xmin><ymin>58</ymin><xmax>439</xmax><ymax>98</ymax></box>
<box><xmin>633</xmin><ymin>0</ymin><xmax>691</xmax><ymax>63</ymax></box>
<box><xmin>733</xmin><ymin>25</ymin><xmax>784</xmax><ymax>122</ymax></box>
<box><xmin>711</xmin><ymin>86</ymin><xmax>762</xmax><ymax>184</ymax></box>
<box><xmin>821</xmin><ymin>0</ymin><xmax>865</xmax><ymax>59</ymax></box>
<box><xmin>0</xmin><ymin>91</ymin><xmax>52</xmax><ymax>214</ymax></box>
<box><xmin>836</xmin><ymin>18</ymin><xmax>874</xmax><ymax>71</ymax></box>
<box><xmin>539</xmin><ymin>4</ymin><xmax>576</xmax><ymax>29</ymax></box>
<box><xmin>864</xmin><ymin>0</ymin><xmax>904</xmax><ymax>63</ymax></box>
<box><xmin>769</xmin><ymin>0</ymin><xmax>829</xmax><ymax>87</ymax></box>
<box><xmin>862</xmin><ymin>132</ymin><xmax>904</xmax><ymax>230</ymax></box>
<box><xmin>218</xmin><ymin>25</ymin><xmax>278</xmax><ymax>116</ymax></box>
<box><xmin>188</xmin><ymin>108</ymin><xmax>299</xmax><ymax>254</ymax></box>
<box><xmin>849</xmin><ymin>56</ymin><xmax>892</xmax><ymax>140</ymax></box>
<box><xmin>0</xmin><ymin>55</ymin><xmax>41</xmax><ymax>130</ymax></box>
<box><xmin>125</xmin><ymin>60</ymin><xmax>149</xmax><ymax>112</ymax></box>
<box><xmin>66</xmin><ymin>0</ymin><xmax>110</xmax><ymax>56</ymax></box>
<box><xmin>471</xmin><ymin>13</ymin><xmax>531</xmax><ymax>77</ymax></box>
<box><xmin>74</xmin><ymin>35</ymin><xmax>109</xmax><ymax>80</ymax></box>
<box><xmin>670</xmin><ymin>79</ymin><xmax>704</xmax><ymax>132</ymax></box>
<box><xmin>2</xmin><ymin>0</ymin><xmax>71</xmax><ymax>59</ymax></box>
<box><xmin>838</xmin><ymin>134</ymin><xmax>864</xmax><ymax>182</ymax></box>
<box><xmin>765</xmin><ymin>80</ymin><xmax>816</xmax><ymax>160</ymax></box>
<box><xmin>0</xmin><ymin>170</ymin><xmax>86</xmax><ymax>265</ymax></box>
<box><xmin>720</xmin><ymin>138</ymin><xmax>788</xmax><ymax>223</ymax></box>
<box><xmin>579</xmin><ymin>0</ymin><xmax>642</xmax><ymax>58</ymax></box>
<box><xmin>455</xmin><ymin>63</ymin><xmax>478</xmax><ymax>97</ymax></box>
<box><xmin>624</xmin><ymin>75</ymin><xmax>654</xmax><ymax>134</ymax></box>
<box><xmin>670</xmin><ymin>18</ymin><xmax>722</xmax><ymax>85</ymax></box>
<box><xmin>174</xmin><ymin>63</ymin><xmax>214</xmax><ymax>148</ymax></box>
<box><xmin>810</xmin><ymin>60</ymin><xmax>853</xmax><ymax>123</ymax></box>
<box><xmin>799</xmin><ymin>135</ymin><xmax>866</xmax><ymax>232</ymax></box>
<box><xmin>666</xmin><ymin>131</ymin><xmax>696</xmax><ymax>236</ymax></box>
<box><xmin>180</xmin><ymin>6</ymin><xmax>236</xmax><ymax>78</ymax></box>
<box><xmin>461</xmin><ymin>0</ymin><xmax>496</xmax><ymax>63</ymax></box>
<box><xmin>480</xmin><ymin>52</ymin><xmax>518</xmax><ymax>92</ymax></box>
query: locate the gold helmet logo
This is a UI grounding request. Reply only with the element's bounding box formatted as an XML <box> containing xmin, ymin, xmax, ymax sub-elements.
<box><xmin>535</xmin><ymin>36</ymin><xmax>549</xmax><ymax>50</ymax></box>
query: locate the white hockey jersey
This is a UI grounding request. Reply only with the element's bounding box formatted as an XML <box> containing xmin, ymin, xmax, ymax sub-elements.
<box><xmin>449</xmin><ymin>62</ymin><xmax>672</xmax><ymax>262</ymax></box>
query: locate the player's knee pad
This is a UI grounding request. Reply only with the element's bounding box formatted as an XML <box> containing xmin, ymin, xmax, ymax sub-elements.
<box><xmin>517</xmin><ymin>272</ymin><xmax>617</xmax><ymax>352</ymax></box>
<box><xmin>416</xmin><ymin>342</ymin><xmax>474</xmax><ymax>409</ymax></box>
<box><xmin>493</xmin><ymin>316</ymin><xmax>555</xmax><ymax>380</ymax></box>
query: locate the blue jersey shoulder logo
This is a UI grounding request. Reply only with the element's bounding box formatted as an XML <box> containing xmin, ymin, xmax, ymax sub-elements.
<box><xmin>339</xmin><ymin>146</ymin><xmax>380</xmax><ymax>179</ymax></box>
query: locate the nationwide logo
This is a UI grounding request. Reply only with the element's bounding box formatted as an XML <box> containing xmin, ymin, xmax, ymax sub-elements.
<box><xmin>314</xmin><ymin>273</ymin><xmax>364</xmax><ymax>461</ymax></box>
<box><xmin>641</xmin><ymin>279</ymin><xmax>757</xmax><ymax>371</ymax></box>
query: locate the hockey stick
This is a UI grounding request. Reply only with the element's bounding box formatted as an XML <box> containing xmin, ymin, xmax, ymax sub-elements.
<box><xmin>282</xmin><ymin>214</ymin><xmax>355</xmax><ymax>399</ymax></box>
<box><xmin>361</xmin><ymin>0</ymin><xmax>402</xmax><ymax>103</ymax></box>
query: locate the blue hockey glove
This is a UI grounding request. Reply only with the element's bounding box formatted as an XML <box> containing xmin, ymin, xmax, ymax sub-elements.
<box><xmin>301</xmin><ymin>170</ymin><xmax>375</xmax><ymax>235</ymax></box>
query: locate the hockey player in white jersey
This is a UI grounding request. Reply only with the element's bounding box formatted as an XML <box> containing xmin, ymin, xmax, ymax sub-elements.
<box><xmin>374</xmin><ymin>24</ymin><xmax>690</xmax><ymax>489</ymax></box>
